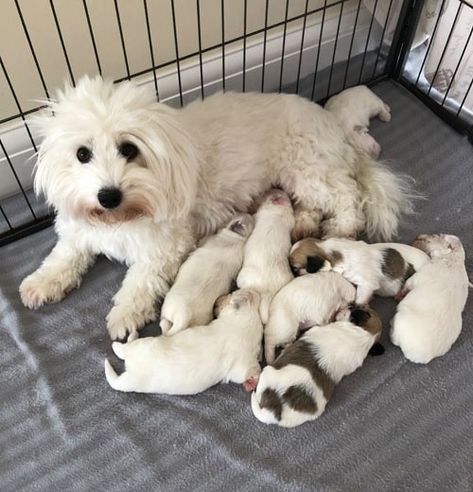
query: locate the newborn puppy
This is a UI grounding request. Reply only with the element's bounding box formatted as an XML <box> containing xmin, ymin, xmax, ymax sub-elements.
<box><xmin>252</xmin><ymin>306</ymin><xmax>382</xmax><ymax>427</ymax></box>
<box><xmin>160</xmin><ymin>214</ymin><xmax>254</xmax><ymax>336</ymax></box>
<box><xmin>237</xmin><ymin>189</ymin><xmax>295</xmax><ymax>323</ymax></box>
<box><xmin>290</xmin><ymin>238</ymin><xmax>429</xmax><ymax>305</ymax></box>
<box><xmin>264</xmin><ymin>271</ymin><xmax>356</xmax><ymax>364</ymax></box>
<box><xmin>325</xmin><ymin>85</ymin><xmax>391</xmax><ymax>159</ymax></box>
<box><xmin>105</xmin><ymin>289</ymin><xmax>262</xmax><ymax>394</ymax></box>
<box><xmin>391</xmin><ymin>234</ymin><xmax>470</xmax><ymax>364</ymax></box>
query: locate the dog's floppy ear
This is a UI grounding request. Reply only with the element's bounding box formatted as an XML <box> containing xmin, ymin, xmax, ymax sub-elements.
<box><xmin>138</xmin><ymin>104</ymin><xmax>199</xmax><ymax>220</ymax></box>
<box><xmin>369</xmin><ymin>342</ymin><xmax>385</xmax><ymax>356</ymax></box>
<box><xmin>350</xmin><ymin>309</ymin><xmax>371</xmax><ymax>326</ymax></box>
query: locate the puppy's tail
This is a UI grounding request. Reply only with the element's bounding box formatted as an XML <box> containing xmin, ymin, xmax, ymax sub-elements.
<box><xmin>159</xmin><ymin>318</ymin><xmax>173</xmax><ymax>335</ymax></box>
<box><xmin>356</xmin><ymin>153</ymin><xmax>417</xmax><ymax>240</ymax></box>
<box><xmin>112</xmin><ymin>341</ymin><xmax>127</xmax><ymax>360</ymax></box>
<box><xmin>104</xmin><ymin>359</ymin><xmax>122</xmax><ymax>390</ymax></box>
<box><xmin>258</xmin><ymin>292</ymin><xmax>273</xmax><ymax>325</ymax></box>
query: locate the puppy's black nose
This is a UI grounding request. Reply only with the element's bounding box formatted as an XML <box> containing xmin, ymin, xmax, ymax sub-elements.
<box><xmin>98</xmin><ymin>187</ymin><xmax>122</xmax><ymax>209</ymax></box>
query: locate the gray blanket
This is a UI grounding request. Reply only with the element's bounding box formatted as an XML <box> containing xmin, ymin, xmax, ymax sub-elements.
<box><xmin>1</xmin><ymin>81</ymin><xmax>472</xmax><ymax>492</ymax></box>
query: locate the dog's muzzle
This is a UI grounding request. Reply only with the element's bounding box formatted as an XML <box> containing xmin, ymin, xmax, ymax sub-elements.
<box><xmin>98</xmin><ymin>187</ymin><xmax>123</xmax><ymax>209</ymax></box>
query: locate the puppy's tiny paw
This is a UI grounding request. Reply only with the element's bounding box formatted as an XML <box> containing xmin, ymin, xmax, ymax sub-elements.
<box><xmin>379</xmin><ymin>104</ymin><xmax>391</xmax><ymax>122</ymax></box>
<box><xmin>243</xmin><ymin>375</ymin><xmax>259</xmax><ymax>392</ymax></box>
<box><xmin>19</xmin><ymin>274</ymin><xmax>68</xmax><ymax>309</ymax></box>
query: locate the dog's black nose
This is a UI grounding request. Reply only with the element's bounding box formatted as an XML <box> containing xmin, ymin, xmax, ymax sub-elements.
<box><xmin>98</xmin><ymin>187</ymin><xmax>122</xmax><ymax>209</ymax></box>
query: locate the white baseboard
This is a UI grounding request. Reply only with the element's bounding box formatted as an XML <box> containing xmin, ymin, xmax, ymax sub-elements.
<box><xmin>0</xmin><ymin>2</ymin><xmax>376</xmax><ymax>199</ymax></box>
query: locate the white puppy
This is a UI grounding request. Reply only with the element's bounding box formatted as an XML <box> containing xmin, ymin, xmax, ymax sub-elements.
<box><xmin>20</xmin><ymin>77</ymin><xmax>412</xmax><ymax>339</ymax></box>
<box><xmin>237</xmin><ymin>189</ymin><xmax>294</xmax><ymax>323</ymax></box>
<box><xmin>252</xmin><ymin>306</ymin><xmax>382</xmax><ymax>427</ymax></box>
<box><xmin>160</xmin><ymin>213</ymin><xmax>254</xmax><ymax>336</ymax></box>
<box><xmin>105</xmin><ymin>289</ymin><xmax>262</xmax><ymax>394</ymax></box>
<box><xmin>391</xmin><ymin>234</ymin><xmax>470</xmax><ymax>364</ymax></box>
<box><xmin>264</xmin><ymin>271</ymin><xmax>356</xmax><ymax>364</ymax></box>
<box><xmin>289</xmin><ymin>238</ymin><xmax>430</xmax><ymax>305</ymax></box>
<box><xmin>325</xmin><ymin>85</ymin><xmax>391</xmax><ymax>159</ymax></box>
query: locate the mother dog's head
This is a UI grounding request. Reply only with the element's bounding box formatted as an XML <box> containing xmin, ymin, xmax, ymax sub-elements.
<box><xmin>33</xmin><ymin>76</ymin><xmax>198</xmax><ymax>225</ymax></box>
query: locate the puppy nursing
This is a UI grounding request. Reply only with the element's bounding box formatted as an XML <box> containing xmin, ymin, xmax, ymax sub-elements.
<box><xmin>290</xmin><ymin>238</ymin><xmax>429</xmax><ymax>305</ymax></box>
<box><xmin>105</xmin><ymin>289</ymin><xmax>262</xmax><ymax>394</ymax></box>
<box><xmin>237</xmin><ymin>189</ymin><xmax>294</xmax><ymax>323</ymax></box>
<box><xmin>252</xmin><ymin>306</ymin><xmax>382</xmax><ymax>427</ymax></box>
<box><xmin>264</xmin><ymin>271</ymin><xmax>356</xmax><ymax>364</ymax></box>
<box><xmin>391</xmin><ymin>234</ymin><xmax>469</xmax><ymax>364</ymax></box>
<box><xmin>160</xmin><ymin>214</ymin><xmax>254</xmax><ymax>336</ymax></box>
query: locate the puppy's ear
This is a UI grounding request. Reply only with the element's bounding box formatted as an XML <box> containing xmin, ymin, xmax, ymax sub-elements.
<box><xmin>350</xmin><ymin>309</ymin><xmax>371</xmax><ymax>327</ymax></box>
<box><xmin>369</xmin><ymin>342</ymin><xmax>385</xmax><ymax>356</ymax></box>
<box><xmin>444</xmin><ymin>234</ymin><xmax>462</xmax><ymax>251</ymax></box>
<box><xmin>306</xmin><ymin>255</ymin><xmax>325</xmax><ymax>274</ymax></box>
<box><xmin>214</xmin><ymin>294</ymin><xmax>231</xmax><ymax>317</ymax></box>
<box><xmin>228</xmin><ymin>214</ymin><xmax>254</xmax><ymax>237</ymax></box>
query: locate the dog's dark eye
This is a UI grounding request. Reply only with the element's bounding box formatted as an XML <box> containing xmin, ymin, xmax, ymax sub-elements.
<box><xmin>119</xmin><ymin>142</ymin><xmax>139</xmax><ymax>161</ymax></box>
<box><xmin>76</xmin><ymin>146</ymin><xmax>92</xmax><ymax>164</ymax></box>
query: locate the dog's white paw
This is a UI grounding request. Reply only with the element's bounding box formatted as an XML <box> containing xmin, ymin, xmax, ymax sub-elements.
<box><xmin>19</xmin><ymin>273</ymin><xmax>69</xmax><ymax>309</ymax></box>
<box><xmin>379</xmin><ymin>103</ymin><xmax>391</xmax><ymax>122</ymax></box>
<box><xmin>107</xmin><ymin>306</ymin><xmax>139</xmax><ymax>341</ymax></box>
<box><xmin>106</xmin><ymin>303</ymin><xmax>157</xmax><ymax>340</ymax></box>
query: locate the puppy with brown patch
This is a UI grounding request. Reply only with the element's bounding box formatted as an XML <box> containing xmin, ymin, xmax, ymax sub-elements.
<box><xmin>290</xmin><ymin>238</ymin><xmax>430</xmax><ymax>305</ymax></box>
<box><xmin>160</xmin><ymin>214</ymin><xmax>254</xmax><ymax>336</ymax></box>
<box><xmin>391</xmin><ymin>234</ymin><xmax>470</xmax><ymax>364</ymax></box>
<box><xmin>237</xmin><ymin>189</ymin><xmax>295</xmax><ymax>323</ymax></box>
<box><xmin>264</xmin><ymin>271</ymin><xmax>356</xmax><ymax>364</ymax></box>
<box><xmin>252</xmin><ymin>306</ymin><xmax>382</xmax><ymax>427</ymax></box>
<box><xmin>105</xmin><ymin>289</ymin><xmax>263</xmax><ymax>394</ymax></box>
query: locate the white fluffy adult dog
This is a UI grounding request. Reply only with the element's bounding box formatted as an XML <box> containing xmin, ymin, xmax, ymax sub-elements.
<box><xmin>264</xmin><ymin>271</ymin><xmax>356</xmax><ymax>363</ymax></box>
<box><xmin>325</xmin><ymin>85</ymin><xmax>391</xmax><ymax>159</ymax></box>
<box><xmin>160</xmin><ymin>213</ymin><xmax>253</xmax><ymax>337</ymax></box>
<box><xmin>391</xmin><ymin>234</ymin><xmax>470</xmax><ymax>364</ymax></box>
<box><xmin>237</xmin><ymin>189</ymin><xmax>294</xmax><ymax>323</ymax></box>
<box><xmin>104</xmin><ymin>289</ymin><xmax>262</xmax><ymax>394</ymax></box>
<box><xmin>19</xmin><ymin>76</ymin><xmax>411</xmax><ymax>340</ymax></box>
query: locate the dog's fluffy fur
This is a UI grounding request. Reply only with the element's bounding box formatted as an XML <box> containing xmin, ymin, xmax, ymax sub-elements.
<box><xmin>20</xmin><ymin>76</ymin><xmax>412</xmax><ymax>339</ymax></box>
<box><xmin>105</xmin><ymin>289</ymin><xmax>262</xmax><ymax>394</ymax></box>
<box><xmin>391</xmin><ymin>234</ymin><xmax>469</xmax><ymax>364</ymax></box>
<box><xmin>237</xmin><ymin>189</ymin><xmax>294</xmax><ymax>323</ymax></box>
<box><xmin>264</xmin><ymin>271</ymin><xmax>356</xmax><ymax>364</ymax></box>
<box><xmin>290</xmin><ymin>238</ymin><xmax>430</xmax><ymax>304</ymax></box>
<box><xmin>160</xmin><ymin>214</ymin><xmax>253</xmax><ymax>336</ymax></box>
<box><xmin>325</xmin><ymin>85</ymin><xmax>391</xmax><ymax>159</ymax></box>
<box><xmin>252</xmin><ymin>306</ymin><xmax>382</xmax><ymax>427</ymax></box>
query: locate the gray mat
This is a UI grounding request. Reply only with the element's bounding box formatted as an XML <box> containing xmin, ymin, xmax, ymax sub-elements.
<box><xmin>1</xmin><ymin>81</ymin><xmax>472</xmax><ymax>492</ymax></box>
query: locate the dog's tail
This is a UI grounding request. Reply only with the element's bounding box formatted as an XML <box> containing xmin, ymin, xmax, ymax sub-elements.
<box><xmin>356</xmin><ymin>153</ymin><xmax>416</xmax><ymax>240</ymax></box>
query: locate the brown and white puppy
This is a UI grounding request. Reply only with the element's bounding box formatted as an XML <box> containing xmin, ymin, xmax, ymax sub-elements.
<box><xmin>264</xmin><ymin>271</ymin><xmax>356</xmax><ymax>364</ymax></box>
<box><xmin>237</xmin><ymin>189</ymin><xmax>295</xmax><ymax>323</ymax></box>
<box><xmin>289</xmin><ymin>238</ymin><xmax>430</xmax><ymax>305</ymax></box>
<box><xmin>252</xmin><ymin>306</ymin><xmax>383</xmax><ymax>427</ymax></box>
<box><xmin>391</xmin><ymin>234</ymin><xmax>470</xmax><ymax>364</ymax></box>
